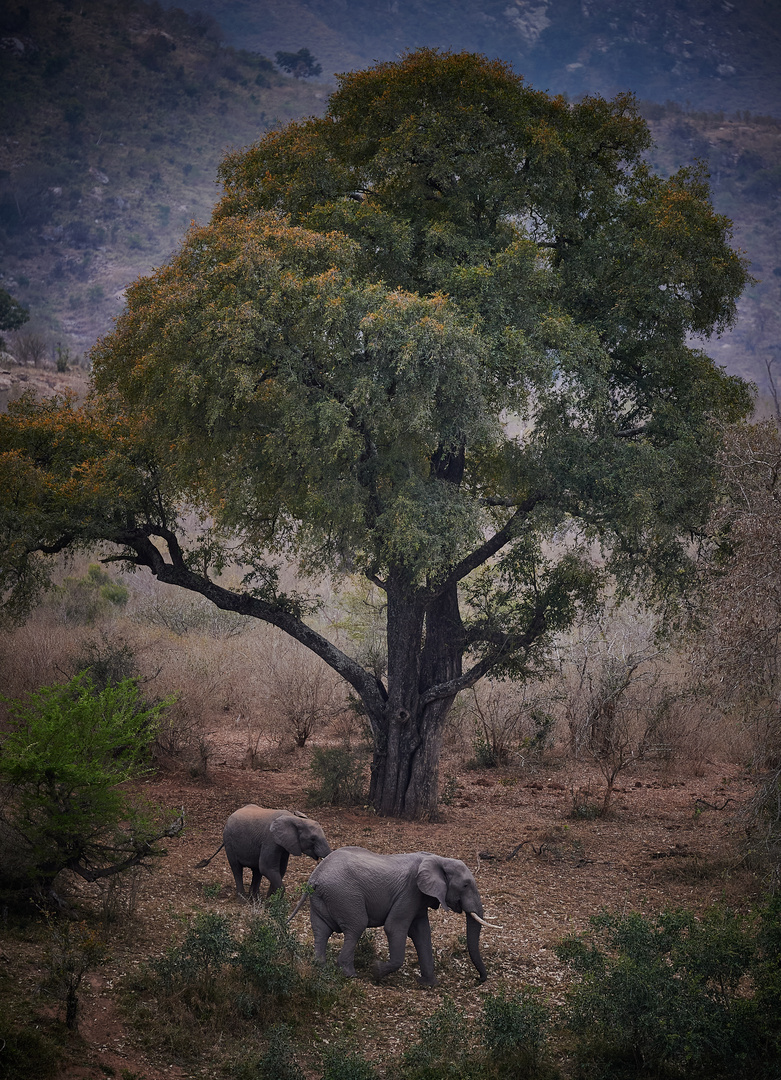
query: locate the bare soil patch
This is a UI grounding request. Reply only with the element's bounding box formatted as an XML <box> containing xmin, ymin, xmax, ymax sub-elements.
<box><xmin>5</xmin><ymin>723</ymin><xmax>760</xmax><ymax>1080</ymax></box>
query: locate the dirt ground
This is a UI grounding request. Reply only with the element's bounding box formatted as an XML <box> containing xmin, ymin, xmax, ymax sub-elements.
<box><xmin>6</xmin><ymin>724</ymin><xmax>761</xmax><ymax>1080</ymax></box>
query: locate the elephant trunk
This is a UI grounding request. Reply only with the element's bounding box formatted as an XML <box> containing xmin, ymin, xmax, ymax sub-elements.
<box><xmin>466</xmin><ymin>911</ymin><xmax>487</xmax><ymax>983</ymax></box>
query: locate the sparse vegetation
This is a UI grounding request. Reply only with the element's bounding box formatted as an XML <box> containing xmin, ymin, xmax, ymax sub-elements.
<box><xmin>307</xmin><ymin>746</ymin><xmax>369</xmax><ymax>807</ymax></box>
<box><xmin>124</xmin><ymin>894</ymin><xmax>340</xmax><ymax>1068</ymax></box>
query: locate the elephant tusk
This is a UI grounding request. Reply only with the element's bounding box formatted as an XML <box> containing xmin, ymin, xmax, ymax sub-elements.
<box><xmin>470</xmin><ymin>911</ymin><xmax>502</xmax><ymax>929</ymax></box>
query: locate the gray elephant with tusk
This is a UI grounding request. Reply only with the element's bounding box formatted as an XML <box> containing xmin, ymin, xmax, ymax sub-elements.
<box><xmin>196</xmin><ymin>805</ymin><xmax>331</xmax><ymax>899</ymax></box>
<box><xmin>291</xmin><ymin>845</ymin><xmax>499</xmax><ymax>985</ymax></box>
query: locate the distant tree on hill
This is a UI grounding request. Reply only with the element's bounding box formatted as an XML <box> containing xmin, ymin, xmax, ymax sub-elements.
<box><xmin>274</xmin><ymin>47</ymin><xmax>322</xmax><ymax>78</ymax></box>
<box><xmin>0</xmin><ymin>49</ymin><xmax>752</xmax><ymax>819</ymax></box>
<box><xmin>0</xmin><ymin>286</ymin><xmax>29</xmax><ymax>350</ymax></box>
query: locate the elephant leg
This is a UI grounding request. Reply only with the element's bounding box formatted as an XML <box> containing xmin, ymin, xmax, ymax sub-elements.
<box><xmin>249</xmin><ymin>868</ymin><xmax>263</xmax><ymax>899</ymax></box>
<box><xmin>264</xmin><ymin>866</ymin><xmax>285</xmax><ymax>897</ymax></box>
<box><xmin>409</xmin><ymin>913</ymin><xmax>437</xmax><ymax>987</ymax></box>
<box><xmin>337</xmin><ymin>924</ymin><xmax>366</xmax><ymax>978</ymax></box>
<box><xmin>373</xmin><ymin>922</ymin><xmax>410</xmax><ymax>982</ymax></box>
<box><xmin>229</xmin><ymin>860</ymin><xmax>246</xmax><ymax>897</ymax></box>
<box><xmin>310</xmin><ymin>908</ymin><xmax>333</xmax><ymax>964</ymax></box>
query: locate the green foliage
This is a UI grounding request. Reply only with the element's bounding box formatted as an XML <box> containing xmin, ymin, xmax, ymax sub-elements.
<box><xmin>0</xmin><ymin>673</ymin><xmax>177</xmax><ymax>891</ymax></box>
<box><xmin>140</xmin><ymin>895</ymin><xmax>339</xmax><ymax>1066</ymax></box>
<box><xmin>55</xmin><ymin>563</ymin><xmax>129</xmax><ymax>624</ymax></box>
<box><xmin>250</xmin><ymin>1024</ymin><xmax>305</xmax><ymax>1080</ymax></box>
<box><xmin>555</xmin><ymin>903</ymin><xmax>781</xmax><ymax>1078</ymax></box>
<box><xmin>481</xmin><ymin>986</ymin><xmax>551</xmax><ymax>1071</ymax></box>
<box><xmin>233</xmin><ymin>890</ymin><xmax>333</xmax><ymax>1011</ymax></box>
<box><xmin>0</xmin><ymin>286</ymin><xmax>29</xmax><ymax>347</ymax></box>
<box><xmin>306</xmin><ymin>746</ymin><xmax>368</xmax><ymax>807</ymax></box>
<box><xmin>471</xmin><ymin>724</ymin><xmax>499</xmax><ymax>769</ymax></box>
<box><xmin>321</xmin><ymin>1043</ymin><xmax>382</xmax><ymax>1080</ymax></box>
<box><xmin>0</xmin><ymin>1022</ymin><xmax>60</xmax><ymax>1080</ymax></box>
<box><xmin>398</xmin><ymin>997</ymin><xmax>475</xmax><ymax>1079</ymax></box>
<box><xmin>153</xmin><ymin>911</ymin><xmax>235</xmax><ymax>996</ymax></box>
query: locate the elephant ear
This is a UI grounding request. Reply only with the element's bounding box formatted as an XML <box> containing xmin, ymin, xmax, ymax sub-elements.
<box><xmin>269</xmin><ymin>814</ymin><xmax>303</xmax><ymax>856</ymax></box>
<box><xmin>417</xmin><ymin>856</ymin><xmax>450</xmax><ymax>910</ymax></box>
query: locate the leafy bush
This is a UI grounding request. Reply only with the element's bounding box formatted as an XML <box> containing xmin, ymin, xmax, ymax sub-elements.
<box><xmin>0</xmin><ymin>1023</ymin><xmax>60</xmax><ymax>1080</ymax></box>
<box><xmin>274</xmin><ymin>47</ymin><xmax>322</xmax><ymax>78</ymax></box>
<box><xmin>56</xmin><ymin>564</ymin><xmax>128</xmax><ymax>624</ymax></box>
<box><xmin>234</xmin><ymin>892</ymin><xmax>337</xmax><ymax>1014</ymax></box>
<box><xmin>143</xmin><ymin>893</ymin><xmax>340</xmax><ymax>1057</ymax></box>
<box><xmin>153</xmin><ymin>911</ymin><xmax>235</xmax><ymax>997</ymax></box>
<box><xmin>0</xmin><ymin>673</ymin><xmax>178</xmax><ymax>895</ymax></box>
<box><xmin>397</xmin><ymin>997</ymin><xmax>476</xmax><ymax>1079</ymax></box>
<box><xmin>307</xmin><ymin>746</ymin><xmax>367</xmax><ymax>807</ymax></box>
<box><xmin>555</xmin><ymin>903</ymin><xmax>781</xmax><ymax>1078</ymax></box>
<box><xmin>321</xmin><ymin>1043</ymin><xmax>381</xmax><ymax>1080</ymax></box>
<box><xmin>481</xmin><ymin>986</ymin><xmax>551</xmax><ymax>1073</ymax></box>
<box><xmin>249</xmin><ymin>1024</ymin><xmax>306</xmax><ymax>1080</ymax></box>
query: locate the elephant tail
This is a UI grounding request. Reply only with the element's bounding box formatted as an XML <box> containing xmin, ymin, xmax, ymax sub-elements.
<box><xmin>194</xmin><ymin>842</ymin><xmax>224</xmax><ymax>869</ymax></box>
<box><xmin>287</xmin><ymin>887</ymin><xmax>313</xmax><ymax>923</ymax></box>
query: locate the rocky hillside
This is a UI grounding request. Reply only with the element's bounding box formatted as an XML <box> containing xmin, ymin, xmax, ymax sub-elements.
<box><xmin>161</xmin><ymin>0</ymin><xmax>781</xmax><ymax>117</ymax></box>
<box><xmin>644</xmin><ymin>103</ymin><xmax>781</xmax><ymax>400</ymax></box>
<box><xmin>1</xmin><ymin>0</ymin><xmax>779</xmax><ymax>405</ymax></box>
<box><xmin>0</xmin><ymin>0</ymin><xmax>324</xmax><ymax>358</ymax></box>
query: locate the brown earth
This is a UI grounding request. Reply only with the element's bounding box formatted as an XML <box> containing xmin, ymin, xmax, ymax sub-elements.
<box><xmin>6</xmin><ymin>722</ymin><xmax>760</xmax><ymax>1080</ymax></box>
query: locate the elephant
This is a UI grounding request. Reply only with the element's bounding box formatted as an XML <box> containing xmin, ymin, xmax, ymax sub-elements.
<box><xmin>292</xmin><ymin>846</ymin><xmax>499</xmax><ymax>986</ymax></box>
<box><xmin>196</xmin><ymin>805</ymin><xmax>331</xmax><ymax>899</ymax></box>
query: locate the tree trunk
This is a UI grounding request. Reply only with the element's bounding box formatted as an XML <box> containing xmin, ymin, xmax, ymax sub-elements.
<box><xmin>368</xmin><ymin>578</ymin><xmax>463</xmax><ymax>820</ymax></box>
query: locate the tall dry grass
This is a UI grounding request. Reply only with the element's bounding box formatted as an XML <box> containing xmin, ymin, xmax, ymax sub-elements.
<box><xmin>0</xmin><ymin>555</ymin><xmax>753</xmax><ymax>789</ymax></box>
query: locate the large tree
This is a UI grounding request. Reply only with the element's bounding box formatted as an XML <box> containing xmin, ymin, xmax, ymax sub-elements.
<box><xmin>0</xmin><ymin>50</ymin><xmax>751</xmax><ymax>818</ymax></box>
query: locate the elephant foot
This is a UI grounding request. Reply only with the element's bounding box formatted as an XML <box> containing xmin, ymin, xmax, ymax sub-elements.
<box><xmin>415</xmin><ymin>974</ymin><xmax>438</xmax><ymax>988</ymax></box>
<box><xmin>370</xmin><ymin>960</ymin><xmax>392</xmax><ymax>983</ymax></box>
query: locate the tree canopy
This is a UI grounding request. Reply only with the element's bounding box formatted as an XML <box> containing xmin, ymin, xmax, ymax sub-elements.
<box><xmin>0</xmin><ymin>50</ymin><xmax>752</xmax><ymax>818</ymax></box>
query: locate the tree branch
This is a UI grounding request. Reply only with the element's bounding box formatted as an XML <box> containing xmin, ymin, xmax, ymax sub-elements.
<box><xmin>65</xmin><ymin>811</ymin><xmax>186</xmax><ymax>882</ymax></box>
<box><xmin>432</xmin><ymin>494</ymin><xmax>542</xmax><ymax>598</ymax></box>
<box><xmin>115</xmin><ymin>526</ymin><xmax>388</xmax><ymax>716</ymax></box>
<box><xmin>419</xmin><ymin>604</ymin><xmax>548</xmax><ymax>705</ymax></box>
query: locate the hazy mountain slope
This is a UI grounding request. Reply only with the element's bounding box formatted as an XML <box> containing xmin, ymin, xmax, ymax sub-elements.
<box><xmin>643</xmin><ymin>104</ymin><xmax>781</xmax><ymax>400</ymax></box>
<box><xmin>0</xmin><ymin>0</ymin><xmax>325</xmax><ymax>355</ymax></box>
<box><xmin>1</xmin><ymin>0</ymin><xmax>778</xmax><ymax>405</ymax></box>
<box><xmin>161</xmin><ymin>0</ymin><xmax>781</xmax><ymax>117</ymax></box>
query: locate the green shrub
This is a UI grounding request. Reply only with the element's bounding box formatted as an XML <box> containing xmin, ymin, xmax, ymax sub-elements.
<box><xmin>481</xmin><ymin>986</ymin><xmax>551</xmax><ymax>1073</ymax></box>
<box><xmin>56</xmin><ymin>564</ymin><xmax>128</xmax><ymax>624</ymax></box>
<box><xmin>398</xmin><ymin>997</ymin><xmax>476</xmax><ymax>1079</ymax></box>
<box><xmin>556</xmin><ymin>903</ymin><xmax>781</xmax><ymax>1078</ymax></box>
<box><xmin>321</xmin><ymin>1044</ymin><xmax>381</xmax><ymax>1080</ymax></box>
<box><xmin>153</xmin><ymin>912</ymin><xmax>234</xmax><ymax>997</ymax></box>
<box><xmin>0</xmin><ymin>673</ymin><xmax>177</xmax><ymax>894</ymax></box>
<box><xmin>0</xmin><ymin>1024</ymin><xmax>61</xmax><ymax>1079</ymax></box>
<box><xmin>306</xmin><ymin>746</ymin><xmax>367</xmax><ymax>807</ymax></box>
<box><xmin>145</xmin><ymin>893</ymin><xmax>339</xmax><ymax>1051</ymax></box>
<box><xmin>249</xmin><ymin>1024</ymin><xmax>305</xmax><ymax>1080</ymax></box>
